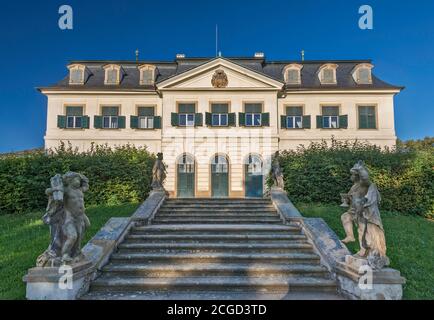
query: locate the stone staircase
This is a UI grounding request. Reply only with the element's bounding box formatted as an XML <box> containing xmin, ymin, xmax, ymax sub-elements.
<box><xmin>84</xmin><ymin>198</ymin><xmax>342</xmax><ymax>300</ymax></box>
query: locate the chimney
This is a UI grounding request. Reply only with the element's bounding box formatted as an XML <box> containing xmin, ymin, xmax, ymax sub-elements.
<box><xmin>254</xmin><ymin>52</ymin><xmax>265</xmax><ymax>58</ymax></box>
<box><xmin>176</xmin><ymin>53</ymin><xmax>186</xmax><ymax>59</ymax></box>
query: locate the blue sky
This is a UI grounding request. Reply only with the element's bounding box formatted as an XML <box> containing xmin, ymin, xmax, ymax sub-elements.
<box><xmin>0</xmin><ymin>0</ymin><xmax>433</xmax><ymax>152</ymax></box>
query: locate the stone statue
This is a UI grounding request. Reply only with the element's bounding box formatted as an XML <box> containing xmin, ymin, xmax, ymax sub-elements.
<box><xmin>36</xmin><ymin>172</ymin><xmax>90</xmax><ymax>267</ymax></box>
<box><xmin>340</xmin><ymin>161</ymin><xmax>390</xmax><ymax>270</ymax></box>
<box><xmin>151</xmin><ymin>153</ymin><xmax>167</xmax><ymax>191</ymax></box>
<box><xmin>271</xmin><ymin>151</ymin><xmax>285</xmax><ymax>189</ymax></box>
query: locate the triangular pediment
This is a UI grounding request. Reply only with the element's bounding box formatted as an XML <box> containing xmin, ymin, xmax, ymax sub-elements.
<box><xmin>157</xmin><ymin>58</ymin><xmax>283</xmax><ymax>90</ymax></box>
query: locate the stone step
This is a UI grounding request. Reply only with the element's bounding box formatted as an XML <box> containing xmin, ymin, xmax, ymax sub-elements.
<box><xmin>101</xmin><ymin>263</ymin><xmax>329</xmax><ymax>278</ymax></box>
<box><xmin>166</xmin><ymin>198</ymin><xmax>271</xmax><ymax>203</ymax></box>
<box><xmin>124</xmin><ymin>234</ymin><xmax>307</xmax><ymax>242</ymax></box>
<box><xmin>90</xmin><ymin>276</ymin><xmax>337</xmax><ymax>293</ymax></box>
<box><xmin>117</xmin><ymin>242</ymin><xmax>313</xmax><ymax>253</ymax></box>
<box><xmin>152</xmin><ymin>218</ymin><xmax>283</xmax><ymax>224</ymax></box>
<box><xmin>83</xmin><ymin>290</ymin><xmax>344</xmax><ymax>300</ymax></box>
<box><xmin>161</xmin><ymin>204</ymin><xmax>275</xmax><ymax>209</ymax></box>
<box><xmin>132</xmin><ymin>224</ymin><xmax>299</xmax><ymax>232</ymax></box>
<box><xmin>158</xmin><ymin>208</ymin><xmax>277</xmax><ymax>213</ymax></box>
<box><xmin>156</xmin><ymin>213</ymin><xmax>279</xmax><ymax>218</ymax></box>
<box><xmin>110</xmin><ymin>252</ymin><xmax>321</xmax><ymax>264</ymax></box>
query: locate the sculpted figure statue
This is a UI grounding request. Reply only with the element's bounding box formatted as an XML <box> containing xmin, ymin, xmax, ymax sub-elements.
<box><xmin>36</xmin><ymin>172</ymin><xmax>90</xmax><ymax>267</ymax></box>
<box><xmin>151</xmin><ymin>153</ymin><xmax>167</xmax><ymax>191</ymax></box>
<box><xmin>340</xmin><ymin>161</ymin><xmax>390</xmax><ymax>269</ymax></box>
<box><xmin>271</xmin><ymin>151</ymin><xmax>285</xmax><ymax>189</ymax></box>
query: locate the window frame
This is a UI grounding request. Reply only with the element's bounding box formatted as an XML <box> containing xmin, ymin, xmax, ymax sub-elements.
<box><xmin>321</xmin><ymin>105</ymin><xmax>340</xmax><ymax>129</ymax></box>
<box><xmin>243</xmin><ymin>102</ymin><xmax>263</xmax><ymax>127</ymax></box>
<box><xmin>318</xmin><ymin>64</ymin><xmax>338</xmax><ymax>85</ymax></box>
<box><xmin>210</xmin><ymin>102</ymin><xmax>230</xmax><ymax>127</ymax></box>
<box><xmin>136</xmin><ymin>105</ymin><xmax>156</xmax><ymax>129</ymax></box>
<box><xmin>357</xmin><ymin>105</ymin><xmax>378</xmax><ymax>130</ymax></box>
<box><xmin>68</xmin><ymin>64</ymin><xmax>86</xmax><ymax>85</ymax></box>
<box><xmin>64</xmin><ymin>105</ymin><xmax>85</xmax><ymax>129</ymax></box>
<box><xmin>138</xmin><ymin>64</ymin><xmax>156</xmax><ymax>85</ymax></box>
<box><xmin>103</xmin><ymin>64</ymin><xmax>121</xmax><ymax>85</ymax></box>
<box><xmin>177</xmin><ymin>102</ymin><xmax>197</xmax><ymax>127</ymax></box>
<box><xmin>283</xmin><ymin>64</ymin><xmax>303</xmax><ymax>85</ymax></box>
<box><xmin>101</xmin><ymin>105</ymin><xmax>120</xmax><ymax>129</ymax></box>
<box><xmin>352</xmin><ymin>63</ymin><xmax>374</xmax><ymax>84</ymax></box>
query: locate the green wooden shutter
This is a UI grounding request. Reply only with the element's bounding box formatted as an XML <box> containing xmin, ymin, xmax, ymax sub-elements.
<box><xmin>261</xmin><ymin>113</ymin><xmax>270</xmax><ymax>127</ymax></box>
<box><xmin>171</xmin><ymin>113</ymin><xmax>179</xmax><ymax>126</ymax></box>
<box><xmin>195</xmin><ymin>113</ymin><xmax>203</xmax><ymax>127</ymax></box>
<box><xmin>280</xmin><ymin>115</ymin><xmax>287</xmax><ymax>129</ymax></box>
<box><xmin>57</xmin><ymin>116</ymin><xmax>66</xmax><ymax>129</ymax></box>
<box><xmin>205</xmin><ymin>112</ymin><xmax>212</xmax><ymax>126</ymax></box>
<box><xmin>94</xmin><ymin>116</ymin><xmax>102</xmax><ymax>129</ymax></box>
<box><xmin>228</xmin><ymin>113</ymin><xmax>236</xmax><ymax>127</ymax></box>
<box><xmin>316</xmin><ymin>116</ymin><xmax>323</xmax><ymax>129</ymax></box>
<box><xmin>339</xmin><ymin>115</ymin><xmax>348</xmax><ymax>129</ymax></box>
<box><xmin>82</xmin><ymin>116</ymin><xmax>90</xmax><ymax>129</ymax></box>
<box><xmin>238</xmin><ymin>113</ymin><xmax>245</xmax><ymax>126</ymax></box>
<box><xmin>302</xmin><ymin>115</ymin><xmax>311</xmax><ymax>129</ymax></box>
<box><xmin>154</xmin><ymin>116</ymin><xmax>161</xmax><ymax>129</ymax></box>
<box><xmin>118</xmin><ymin>116</ymin><xmax>126</xmax><ymax>129</ymax></box>
<box><xmin>130</xmin><ymin>116</ymin><xmax>138</xmax><ymax>129</ymax></box>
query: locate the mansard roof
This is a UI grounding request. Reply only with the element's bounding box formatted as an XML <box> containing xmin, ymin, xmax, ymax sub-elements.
<box><xmin>38</xmin><ymin>56</ymin><xmax>403</xmax><ymax>92</ymax></box>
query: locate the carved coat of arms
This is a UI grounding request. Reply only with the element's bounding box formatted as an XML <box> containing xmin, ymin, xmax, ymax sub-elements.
<box><xmin>211</xmin><ymin>69</ymin><xmax>228</xmax><ymax>88</ymax></box>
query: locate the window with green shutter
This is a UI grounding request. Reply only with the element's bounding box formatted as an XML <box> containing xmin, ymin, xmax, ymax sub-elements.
<box><xmin>101</xmin><ymin>106</ymin><xmax>120</xmax><ymax>129</ymax></box>
<box><xmin>285</xmin><ymin>106</ymin><xmax>303</xmax><ymax>129</ymax></box>
<box><xmin>244</xmin><ymin>103</ymin><xmax>264</xmax><ymax>127</ymax></box>
<box><xmin>358</xmin><ymin>106</ymin><xmax>376</xmax><ymax>129</ymax></box>
<box><xmin>177</xmin><ymin>103</ymin><xmax>196</xmax><ymax>127</ymax></box>
<box><xmin>65</xmin><ymin>106</ymin><xmax>84</xmax><ymax>128</ymax></box>
<box><xmin>209</xmin><ymin>103</ymin><xmax>229</xmax><ymax>126</ymax></box>
<box><xmin>321</xmin><ymin>106</ymin><xmax>339</xmax><ymax>129</ymax></box>
<box><xmin>136</xmin><ymin>106</ymin><xmax>155</xmax><ymax>129</ymax></box>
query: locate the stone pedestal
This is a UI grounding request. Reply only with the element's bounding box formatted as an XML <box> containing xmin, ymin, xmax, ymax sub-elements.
<box><xmin>23</xmin><ymin>261</ymin><xmax>95</xmax><ymax>300</ymax></box>
<box><xmin>336</xmin><ymin>255</ymin><xmax>405</xmax><ymax>300</ymax></box>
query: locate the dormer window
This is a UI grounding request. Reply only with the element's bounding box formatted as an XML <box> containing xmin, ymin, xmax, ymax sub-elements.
<box><xmin>68</xmin><ymin>64</ymin><xmax>86</xmax><ymax>85</ymax></box>
<box><xmin>318</xmin><ymin>64</ymin><xmax>338</xmax><ymax>84</ymax></box>
<box><xmin>353</xmin><ymin>63</ymin><xmax>373</xmax><ymax>84</ymax></box>
<box><xmin>104</xmin><ymin>64</ymin><xmax>121</xmax><ymax>85</ymax></box>
<box><xmin>139</xmin><ymin>65</ymin><xmax>156</xmax><ymax>85</ymax></box>
<box><xmin>284</xmin><ymin>64</ymin><xmax>303</xmax><ymax>85</ymax></box>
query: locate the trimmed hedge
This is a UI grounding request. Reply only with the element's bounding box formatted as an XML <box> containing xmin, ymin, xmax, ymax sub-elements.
<box><xmin>0</xmin><ymin>143</ymin><xmax>155</xmax><ymax>215</ymax></box>
<box><xmin>279</xmin><ymin>139</ymin><xmax>434</xmax><ymax>218</ymax></box>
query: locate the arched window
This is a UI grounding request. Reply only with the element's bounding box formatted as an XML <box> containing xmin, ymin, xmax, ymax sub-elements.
<box><xmin>246</xmin><ymin>154</ymin><xmax>263</xmax><ymax>175</ymax></box>
<box><xmin>104</xmin><ymin>64</ymin><xmax>121</xmax><ymax>85</ymax></box>
<box><xmin>139</xmin><ymin>64</ymin><xmax>157</xmax><ymax>85</ymax></box>
<box><xmin>177</xmin><ymin>154</ymin><xmax>195</xmax><ymax>173</ymax></box>
<box><xmin>284</xmin><ymin>64</ymin><xmax>303</xmax><ymax>84</ymax></box>
<box><xmin>318</xmin><ymin>64</ymin><xmax>338</xmax><ymax>84</ymax></box>
<box><xmin>68</xmin><ymin>64</ymin><xmax>86</xmax><ymax>85</ymax></box>
<box><xmin>352</xmin><ymin>63</ymin><xmax>373</xmax><ymax>84</ymax></box>
<box><xmin>211</xmin><ymin>155</ymin><xmax>228</xmax><ymax>173</ymax></box>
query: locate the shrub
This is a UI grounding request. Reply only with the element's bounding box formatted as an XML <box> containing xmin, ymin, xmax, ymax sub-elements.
<box><xmin>0</xmin><ymin>143</ymin><xmax>155</xmax><ymax>215</ymax></box>
<box><xmin>278</xmin><ymin>139</ymin><xmax>434</xmax><ymax>218</ymax></box>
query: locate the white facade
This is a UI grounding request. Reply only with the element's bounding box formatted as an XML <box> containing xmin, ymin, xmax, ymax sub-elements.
<box><xmin>41</xmin><ymin>57</ymin><xmax>401</xmax><ymax>198</ymax></box>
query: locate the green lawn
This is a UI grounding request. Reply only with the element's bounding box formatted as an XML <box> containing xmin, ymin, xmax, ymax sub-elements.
<box><xmin>0</xmin><ymin>203</ymin><xmax>139</xmax><ymax>300</ymax></box>
<box><xmin>297</xmin><ymin>203</ymin><xmax>434</xmax><ymax>300</ymax></box>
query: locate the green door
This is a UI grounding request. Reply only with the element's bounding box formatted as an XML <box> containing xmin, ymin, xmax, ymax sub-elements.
<box><xmin>177</xmin><ymin>155</ymin><xmax>195</xmax><ymax>198</ymax></box>
<box><xmin>211</xmin><ymin>155</ymin><xmax>229</xmax><ymax>198</ymax></box>
<box><xmin>245</xmin><ymin>155</ymin><xmax>263</xmax><ymax>198</ymax></box>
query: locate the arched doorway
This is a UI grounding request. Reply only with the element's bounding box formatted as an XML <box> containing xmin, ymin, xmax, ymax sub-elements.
<box><xmin>244</xmin><ymin>154</ymin><xmax>263</xmax><ymax>198</ymax></box>
<box><xmin>211</xmin><ymin>154</ymin><xmax>229</xmax><ymax>198</ymax></box>
<box><xmin>177</xmin><ymin>154</ymin><xmax>195</xmax><ymax>198</ymax></box>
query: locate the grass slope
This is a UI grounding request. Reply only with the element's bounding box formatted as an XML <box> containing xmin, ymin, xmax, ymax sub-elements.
<box><xmin>0</xmin><ymin>203</ymin><xmax>139</xmax><ymax>300</ymax></box>
<box><xmin>298</xmin><ymin>203</ymin><xmax>434</xmax><ymax>300</ymax></box>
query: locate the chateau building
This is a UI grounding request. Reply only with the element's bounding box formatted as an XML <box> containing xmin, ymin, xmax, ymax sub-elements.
<box><xmin>39</xmin><ymin>54</ymin><xmax>402</xmax><ymax>198</ymax></box>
